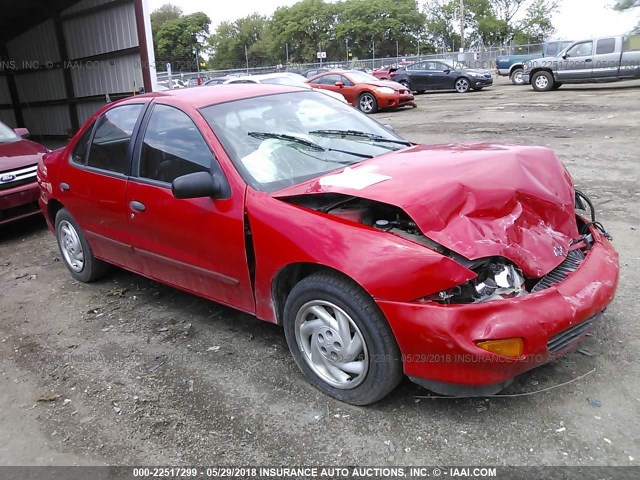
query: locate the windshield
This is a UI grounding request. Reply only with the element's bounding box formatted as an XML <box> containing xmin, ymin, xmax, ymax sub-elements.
<box><xmin>0</xmin><ymin>121</ymin><xmax>20</xmax><ymax>143</ymax></box>
<box><xmin>200</xmin><ymin>91</ymin><xmax>410</xmax><ymax>192</ymax></box>
<box><xmin>344</xmin><ymin>70</ymin><xmax>381</xmax><ymax>84</ymax></box>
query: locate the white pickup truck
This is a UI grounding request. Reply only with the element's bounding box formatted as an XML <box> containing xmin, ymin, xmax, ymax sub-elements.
<box><xmin>522</xmin><ymin>34</ymin><xmax>640</xmax><ymax>91</ymax></box>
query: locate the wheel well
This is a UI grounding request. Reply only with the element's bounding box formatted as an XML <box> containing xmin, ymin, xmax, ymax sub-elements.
<box><xmin>271</xmin><ymin>263</ymin><xmax>359</xmax><ymax>325</ymax></box>
<box><xmin>47</xmin><ymin>199</ymin><xmax>64</xmax><ymax>226</ymax></box>
<box><xmin>509</xmin><ymin>64</ymin><xmax>523</xmax><ymax>74</ymax></box>
<box><xmin>530</xmin><ymin>68</ymin><xmax>553</xmax><ymax>79</ymax></box>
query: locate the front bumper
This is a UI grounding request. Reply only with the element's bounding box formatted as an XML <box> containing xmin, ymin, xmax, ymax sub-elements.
<box><xmin>378</xmin><ymin>92</ymin><xmax>416</xmax><ymax>110</ymax></box>
<box><xmin>377</xmin><ymin>228</ymin><xmax>619</xmax><ymax>396</ymax></box>
<box><xmin>496</xmin><ymin>68</ymin><xmax>510</xmax><ymax>76</ymax></box>
<box><xmin>0</xmin><ymin>181</ymin><xmax>41</xmax><ymax>225</ymax></box>
<box><xmin>471</xmin><ymin>77</ymin><xmax>493</xmax><ymax>88</ymax></box>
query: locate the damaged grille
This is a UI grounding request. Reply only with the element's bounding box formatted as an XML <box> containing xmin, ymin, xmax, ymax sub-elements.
<box><xmin>547</xmin><ymin>312</ymin><xmax>603</xmax><ymax>354</ymax></box>
<box><xmin>532</xmin><ymin>249</ymin><xmax>585</xmax><ymax>293</ymax></box>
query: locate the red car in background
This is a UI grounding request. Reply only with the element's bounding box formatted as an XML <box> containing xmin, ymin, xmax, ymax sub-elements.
<box><xmin>38</xmin><ymin>86</ymin><xmax>618</xmax><ymax>405</ymax></box>
<box><xmin>0</xmin><ymin>121</ymin><xmax>47</xmax><ymax>225</ymax></box>
<box><xmin>372</xmin><ymin>61</ymin><xmax>415</xmax><ymax>80</ymax></box>
<box><xmin>307</xmin><ymin>70</ymin><xmax>416</xmax><ymax>114</ymax></box>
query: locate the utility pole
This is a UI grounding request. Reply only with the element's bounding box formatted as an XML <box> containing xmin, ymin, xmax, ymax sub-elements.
<box><xmin>244</xmin><ymin>44</ymin><xmax>249</xmax><ymax>74</ymax></box>
<box><xmin>396</xmin><ymin>40</ymin><xmax>399</xmax><ymax>62</ymax></box>
<box><xmin>460</xmin><ymin>0</ymin><xmax>465</xmax><ymax>51</ymax></box>
<box><xmin>345</xmin><ymin>38</ymin><xmax>349</xmax><ymax>64</ymax></box>
<box><xmin>285</xmin><ymin>43</ymin><xmax>289</xmax><ymax>65</ymax></box>
<box><xmin>372</xmin><ymin>38</ymin><xmax>375</xmax><ymax>69</ymax></box>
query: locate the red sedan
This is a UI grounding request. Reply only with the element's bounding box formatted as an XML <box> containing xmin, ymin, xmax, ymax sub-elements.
<box><xmin>38</xmin><ymin>86</ymin><xmax>618</xmax><ymax>404</ymax></box>
<box><xmin>307</xmin><ymin>70</ymin><xmax>416</xmax><ymax>114</ymax></box>
<box><xmin>0</xmin><ymin>121</ymin><xmax>48</xmax><ymax>225</ymax></box>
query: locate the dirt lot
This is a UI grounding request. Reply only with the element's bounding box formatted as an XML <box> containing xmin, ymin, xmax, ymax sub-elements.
<box><xmin>1</xmin><ymin>77</ymin><xmax>639</xmax><ymax>468</ymax></box>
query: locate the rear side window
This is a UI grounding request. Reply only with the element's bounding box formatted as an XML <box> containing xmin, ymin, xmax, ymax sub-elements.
<box><xmin>139</xmin><ymin>104</ymin><xmax>213</xmax><ymax>184</ymax></box>
<box><xmin>71</xmin><ymin>122</ymin><xmax>94</xmax><ymax>165</ymax></box>
<box><xmin>87</xmin><ymin>104</ymin><xmax>144</xmax><ymax>174</ymax></box>
<box><xmin>596</xmin><ymin>38</ymin><xmax>616</xmax><ymax>55</ymax></box>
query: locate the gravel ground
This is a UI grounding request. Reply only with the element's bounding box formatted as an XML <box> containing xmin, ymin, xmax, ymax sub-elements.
<box><xmin>1</xmin><ymin>77</ymin><xmax>639</xmax><ymax>468</ymax></box>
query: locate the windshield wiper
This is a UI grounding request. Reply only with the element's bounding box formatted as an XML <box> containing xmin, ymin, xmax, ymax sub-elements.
<box><xmin>247</xmin><ymin>132</ymin><xmax>373</xmax><ymax>159</ymax></box>
<box><xmin>308</xmin><ymin>129</ymin><xmax>413</xmax><ymax>147</ymax></box>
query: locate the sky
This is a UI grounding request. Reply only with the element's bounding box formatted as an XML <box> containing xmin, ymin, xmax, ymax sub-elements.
<box><xmin>146</xmin><ymin>0</ymin><xmax>640</xmax><ymax>40</ymax></box>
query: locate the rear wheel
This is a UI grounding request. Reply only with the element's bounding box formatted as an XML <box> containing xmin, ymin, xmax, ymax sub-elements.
<box><xmin>510</xmin><ymin>68</ymin><xmax>525</xmax><ymax>85</ymax></box>
<box><xmin>55</xmin><ymin>208</ymin><xmax>110</xmax><ymax>282</ymax></box>
<box><xmin>283</xmin><ymin>272</ymin><xmax>403</xmax><ymax>405</ymax></box>
<box><xmin>357</xmin><ymin>92</ymin><xmax>378</xmax><ymax>114</ymax></box>
<box><xmin>531</xmin><ymin>71</ymin><xmax>554</xmax><ymax>91</ymax></box>
<box><xmin>455</xmin><ymin>77</ymin><xmax>470</xmax><ymax>93</ymax></box>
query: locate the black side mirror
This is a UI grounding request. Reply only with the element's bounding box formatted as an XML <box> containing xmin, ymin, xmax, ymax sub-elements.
<box><xmin>443</xmin><ymin>69</ymin><xmax>451</xmax><ymax>74</ymax></box>
<box><xmin>562</xmin><ymin>54</ymin><xmax>568</xmax><ymax>59</ymax></box>
<box><xmin>172</xmin><ymin>171</ymin><xmax>224</xmax><ymax>199</ymax></box>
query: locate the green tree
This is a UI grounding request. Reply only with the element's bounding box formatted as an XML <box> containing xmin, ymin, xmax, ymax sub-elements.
<box><xmin>269</xmin><ymin>0</ymin><xmax>339</xmax><ymax>63</ymax></box>
<box><xmin>150</xmin><ymin>3</ymin><xmax>182</xmax><ymax>29</ymax></box>
<box><xmin>423</xmin><ymin>0</ymin><xmax>462</xmax><ymax>52</ymax></box>
<box><xmin>154</xmin><ymin>12</ymin><xmax>211</xmax><ymax>71</ymax></box>
<box><xmin>613</xmin><ymin>0</ymin><xmax>640</xmax><ymax>9</ymax></box>
<box><xmin>209</xmin><ymin>14</ymin><xmax>276</xmax><ymax>69</ymax></box>
<box><xmin>334</xmin><ymin>0</ymin><xmax>428</xmax><ymax>60</ymax></box>
<box><xmin>515</xmin><ymin>0</ymin><xmax>559</xmax><ymax>44</ymax></box>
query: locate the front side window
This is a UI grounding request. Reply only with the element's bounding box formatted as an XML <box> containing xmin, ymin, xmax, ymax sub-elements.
<box><xmin>139</xmin><ymin>104</ymin><xmax>213</xmax><ymax>184</ymax></box>
<box><xmin>87</xmin><ymin>104</ymin><xmax>143</xmax><ymax>174</ymax></box>
<box><xmin>567</xmin><ymin>41</ymin><xmax>593</xmax><ymax>58</ymax></box>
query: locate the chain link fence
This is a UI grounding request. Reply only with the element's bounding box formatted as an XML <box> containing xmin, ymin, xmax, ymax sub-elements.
<box><xmin>156</xmin><ymin>43</ymin><xmax>544</xmax><ymax>84</ymax></box>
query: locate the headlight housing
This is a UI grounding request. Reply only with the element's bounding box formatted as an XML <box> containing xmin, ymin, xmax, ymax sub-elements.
<box><xmin>375</xmin><ymin>87</ymin><xmax>395</xmax><ymax>94</ymax></box>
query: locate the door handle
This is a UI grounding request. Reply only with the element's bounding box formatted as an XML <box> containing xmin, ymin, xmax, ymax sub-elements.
<box><xmin>129</xmin><ymin>201</ymin><xmax>146</xmax><ymax>212</ymax></box>
<box><xmin>59</xmin><ymin>182</ymin><xmax>70</xmax><ymax>191</ymax></box>
<box><xmin>585</xmin><ymin>59</ymin><xmax>593</xmax><ymax>62</ymax></box>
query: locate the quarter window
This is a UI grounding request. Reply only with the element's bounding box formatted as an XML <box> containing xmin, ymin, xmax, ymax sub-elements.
<box><xmin>139</xmin><ymin>105</ymin><xmax>213</xmax><ymax>184</ymax></box>
<box><xmin>86</xmin><ymin>104</ymin><xmax>143</xmax><ymax>174</ymax></box>
<box><xmin>71</xmin><ymin>122</ymin><xmax>94</xmax><ymax>165</ymax></box>
<box><xmin>596</xmin><ymin>38</ymin><xmax>616</xmax><ymax>55</ymax></box>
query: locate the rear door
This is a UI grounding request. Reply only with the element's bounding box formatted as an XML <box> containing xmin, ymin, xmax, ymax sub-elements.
<box><xmin>125</xmin><ymin>103</ymin><xmax>255</xmax><ymax>312</ymax></box>
<box><xmin>592</xmin><ymin>37</ymin><xmax>621</xmax><ymax>79</ymax></box>
<box><xmin>557</xmin><ymin>40</ymin><xmax>594</xmax><ymax>81</ymax></box>
<box><xmin>404</xmin><ymin>61</ymin><xmax>428</xmax><ymax>90</ymax></box>
<box><xmin>58</xmin><ymin>103</ymin><xmax>145</xmax><ymax>267</ymax></box>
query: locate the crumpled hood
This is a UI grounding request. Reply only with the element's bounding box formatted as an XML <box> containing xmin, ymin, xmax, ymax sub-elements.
<box><xmin>274</xmin><ymin>143</ymin><xmax>579</xmax><ymax>278</ymax></box>
<box><xmin>0</xmin><ymin>139</ymin><xmax>47</xmax><ymax>171</ymax></box>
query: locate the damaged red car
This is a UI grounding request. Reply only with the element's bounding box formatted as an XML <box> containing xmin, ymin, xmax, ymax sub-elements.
<box><xmin>37</xmin><ymin>86</ymin><xmax>619</xmax><ymax>405</ymax></box>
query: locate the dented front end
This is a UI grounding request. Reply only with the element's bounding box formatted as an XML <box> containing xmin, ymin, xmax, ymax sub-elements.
<box><xmin>249</xmin><ymin>143</ymin><xmax>619</xmax><ymax>395</ymax></box>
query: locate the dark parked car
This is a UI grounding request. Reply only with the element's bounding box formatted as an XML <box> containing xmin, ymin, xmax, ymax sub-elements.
<box><xmin>0</xmin><ymin>121</ymin><xmax>47</xmax><ymax>225</ymax></box>
<box><xmin>392</xmin><ymin>59</ymin><xmax>494</xmax><ymax>93</ymax></box>
<box><xmin>38</xmin><ymin>85</ymin><xmax>618</xmax><ymax>405</ymax></box>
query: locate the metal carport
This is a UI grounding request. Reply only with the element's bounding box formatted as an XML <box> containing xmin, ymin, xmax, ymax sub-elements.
<box><xmin>0</xmin><ymin>0</ymin><xmax>155</xmax><ymax>139</ymax></box>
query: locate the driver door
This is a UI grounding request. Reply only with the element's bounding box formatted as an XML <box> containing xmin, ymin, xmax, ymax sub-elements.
<box><xmin>557</xmin><ymin>40</ymin><xmax>594</xmax><ymax>81</ymax></box>
<box><xmin>126</xmin><ymin>103</ymin><xmax>255</xmax><ymax>312</ymax></box>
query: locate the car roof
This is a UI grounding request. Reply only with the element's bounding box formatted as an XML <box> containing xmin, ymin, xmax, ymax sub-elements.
<box><xmin>128</xmin><ymin>84</ymin><xmax>307</xmax><ymax>109</ymax></box>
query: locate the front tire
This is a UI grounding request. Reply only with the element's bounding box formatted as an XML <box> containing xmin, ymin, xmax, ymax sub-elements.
<box><xmin>531</xmin><ymin>71</ymin><xmax>554</xmax><ymax>91</ymax></box>
<box><xmin>55</xmin><ymin>208</ymin><xmax>110</xmax><ymax>282</ymax></box>
<box><xmin>357</xmin><ymin>92</ymin><xmax>378</xmax><ymax>114</ymax></box>
<box><xmin>454</xmin><ymin>77</ymin><xmax>470</xmax><ymax>93</ymax></box>
<box><xmin>283</xmin><ymin>272</ymin><xmax>403</xmax><ymax>405</ymax></box>
<box><xmin>510</xmin><ymin>68</ymin><xmax>525</xmax><ymax>85</ymax></box>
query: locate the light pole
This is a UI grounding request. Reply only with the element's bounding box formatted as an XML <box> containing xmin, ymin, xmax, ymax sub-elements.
<box><xmin>371</xmin><ymin>38</ymin><xmax>375</xmax><ymax>69</ymax></box>
<box><xmin>396</xmin><ymin>40</ymin><xmax>399</xmax><ymax>63</ymax></box>
<box><xmin>460</xmin><ymin>0</ymin><xmax>465</xmax><ymax>51</ymax></box>
<box><xmin>345</xmin><ymin>38</ymin><xmax>349</xmax><ymax>64</ymax></box>
<box><xmin>244</xmin><ymin>44</ymin><xmax>249</xmax><ymax>74</ymax></box>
